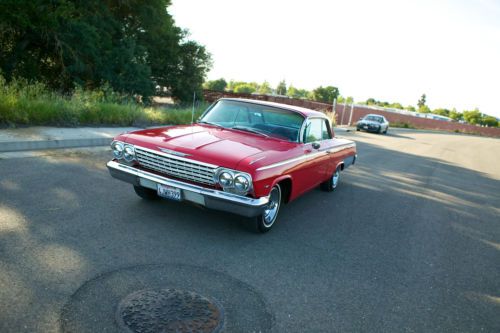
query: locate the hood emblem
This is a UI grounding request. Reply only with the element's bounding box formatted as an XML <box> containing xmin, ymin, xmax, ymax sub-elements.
<box><xmin>158</xmin><ymin>147</ymin><xmax>191</xmax><ymax>157</ymax></box>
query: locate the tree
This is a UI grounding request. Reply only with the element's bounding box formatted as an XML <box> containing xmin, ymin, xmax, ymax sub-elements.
<box><xmin>449</xmin><ymin>108</ymin><xmax>463</xmax><ymax>121</ymax></box>
<box><xmin>257</xmin><ymin>81</ymin><xmax>272</xmax><ymax>95</ymax></box>
<box><xmin>276</xmin><ymin>80</ymin><xmax>287</xmax><ymax>95</ymax></box>
<box><xmin>233</xmin><ymin>83</ymin><xmax>256</xmax><ymax>94</ymax></box>
<box><xmin>417</xmin><ymin>94</ymin><xmax>427</xmax><ymax>109</ymax></box>
<box><xmin>204</xmin><ymin>78</ymin><xmax>227</xmax><ymax>91</ymax></box>
<box><xmin>284</xmin><ymin>84</ymin><xmax>309</xmax><ymax>99</ymax></box>
<box><xmin>388</xmin><ymin>103</ymin><xmax>404</xmax><ymax>110</ymax></box>
<box><xmin>463</xmin><ymin>108</ymin><xmax>482</xmax><ymax>124</ymax></box>
<box><xmin>0</xmin><ymin>0</ymin><xmax>211</xmax><ymax>101</ymax></box>
<box><xmin>418</xmin><ymin>105</ymin><xmax>431</xmax><ymax>113</ymax></box>
<box><xmin>311</xmin><ymin>86</ymin><xmax>340</xmax><ymax>103</ymax></box>
<box><xmin>482</xmin><ymin>116</ymin><xmax>498</xmax><ymax>127</ymax></box>
<box><xmin>405</xmin><ymin>105</ymin><xmax>416</xmax><ymax>112</ymax></box>
<box><xmin>433</xmin><ymin>108</ymin><xmax>450</xmax><ymax>117</ymax></box>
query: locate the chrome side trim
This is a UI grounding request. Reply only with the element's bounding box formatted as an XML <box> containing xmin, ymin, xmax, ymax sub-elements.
<box><xmin>256</xmin><ymin>142</ymin><xmax>356</xmax><ymax>171</ymax></box>
<box><xmin>249</xmin><ymin>156</ymin><xmax>267</xmax><ymax>165</ymax></box>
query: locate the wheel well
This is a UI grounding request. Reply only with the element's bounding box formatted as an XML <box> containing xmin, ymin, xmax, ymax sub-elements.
<box><xmin>278</xmin><ymin>178</ymin><xmax>292</xmax><ymax>204</ymax></box>
<box><xmin>339</xmin><ymin>162</ymin><xmax>345</xmax><ymax>171</ymax></box>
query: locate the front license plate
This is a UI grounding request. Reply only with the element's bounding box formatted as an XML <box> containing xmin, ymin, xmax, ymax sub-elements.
<box><xmin>363</xmin><ymin>125</ymin><xmax>368</xmax><ymax>129</ymax></box>
<box><xmin>157</xmin><ymin>184</ymin><xmax>182</xmax><ymax>201</ymax></box>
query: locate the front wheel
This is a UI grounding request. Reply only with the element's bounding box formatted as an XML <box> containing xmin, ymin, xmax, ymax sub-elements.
<box><xmin>320</xmin><ymin>166</ymin><xmax>341</xmax><ymax>192</ymax></box>
<box><xmin>256</xmin><ymin>184</ymin><xmax>282</xmax><ymax>233</ymax></box>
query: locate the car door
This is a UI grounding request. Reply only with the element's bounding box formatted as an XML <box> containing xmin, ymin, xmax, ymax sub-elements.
<box><xmin>299</xmin><ymin>118</ymin><xmax>334</xmax><ymax>189</ymax></box>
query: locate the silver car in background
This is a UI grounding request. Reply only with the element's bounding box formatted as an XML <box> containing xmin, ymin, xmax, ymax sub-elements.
<box><xmin>356</xmin><ymin>114</ymin><xmax>389</xmax><ymax>134</ymax></box>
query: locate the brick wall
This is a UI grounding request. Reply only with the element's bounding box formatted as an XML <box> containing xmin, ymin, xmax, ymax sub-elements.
<box><xmin>203</xmin><ymin>90</ymin><xmax>500</xmax><ymax>137</ymax></box>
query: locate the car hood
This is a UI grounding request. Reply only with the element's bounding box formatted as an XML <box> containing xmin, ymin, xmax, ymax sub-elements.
<box><xmin>119</xmin><ymin>124</ymin><xmax>297</xmax><ymax>170</ymax></box>
<box><xmin>359</xmin><ymin>120</ymin><xmax>381</xmax><ymax>126</ymax></box>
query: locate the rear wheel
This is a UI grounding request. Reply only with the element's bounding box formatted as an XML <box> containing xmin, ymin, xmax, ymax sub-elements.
<box><xmin>320</xmin><ymin>166</ymin><xmax>341</xmax><ymax>192</ymax></box>
<box><xmin>383</xmin><ymin>127</ymin><xmax>388</xmax><ymax>134</ymax></box>
<box><xmin>256</xmin><ymin>184</ymin><xmax>282</xmax><ymax>233</ymax></box>
<box><xmin>133</xmin><ymin>185</ymin><xmax>159</xmax><ymax>200</ymax></box>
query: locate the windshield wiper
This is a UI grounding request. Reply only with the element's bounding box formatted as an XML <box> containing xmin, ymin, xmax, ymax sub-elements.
<box><xmin>197</xmin><ymin>120</ymin><xmax>225</xmax><ymax>129</ymax></box>
<box><xmin>231</xmin><ymin>126</ymin><xmax>269</xmax><ymax>138</ymax></box>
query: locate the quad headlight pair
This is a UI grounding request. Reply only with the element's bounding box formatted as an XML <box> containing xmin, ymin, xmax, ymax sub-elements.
<box><xmin>215</xmin><ymin>168</ymin><xmax>252</xmax><ymax>194</ymax></box>
<box><xmin>111</xmin><ymin>141</ymin><xmax>136</xmax><ymax>162</ymax></box>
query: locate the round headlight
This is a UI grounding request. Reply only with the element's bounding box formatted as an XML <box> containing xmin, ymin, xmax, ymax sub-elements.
<box><xmin>218</xmin><ymin>172</ymin><xmax>233</xmax><ymax>187</ymax></box>
<box><xmin>234</xmin><ymin>175</ymin><xmax>250</xmax><ymax>192</ymax></box>
<box><xmin>123</xmin><ymin>145</ymin><xmax>135</xmax><ymax>162</ymax></box>
<box><xmin>112</xmin><ymin>142</ymin><xmax>124</xmax><ymax>159</ymax></box>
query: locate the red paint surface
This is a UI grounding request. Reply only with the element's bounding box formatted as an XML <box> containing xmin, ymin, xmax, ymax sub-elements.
<box><xmin>115</xmin><ymin>123</ymin><xmax>356</xmax><ymax>199</ymax></box>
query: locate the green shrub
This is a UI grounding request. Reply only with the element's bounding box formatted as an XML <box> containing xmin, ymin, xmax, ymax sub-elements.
<box><xmin>390</xmin><ymin>122</ymin><xmax>415</xmax><ymax>129</ymax></box>
<box><xmin>0</xmin><ymin>75</ymin><xmax>209</xmax><ymax>127</ymax></box>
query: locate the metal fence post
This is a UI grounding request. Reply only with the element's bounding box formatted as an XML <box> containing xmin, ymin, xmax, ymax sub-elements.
<box><xmin>348</xmin><ymin>103</ymin><xmax>354</xmax><ymax>126</ymax></box>
<box><xmin>341</xmin><ymin>103</ymin><xmax>347</xmax><ymax>125</ymax></box>
<box><xmin>332</xmin><ymin>98</ymin><xmax>337</xmax><ymax>125</ymax></box>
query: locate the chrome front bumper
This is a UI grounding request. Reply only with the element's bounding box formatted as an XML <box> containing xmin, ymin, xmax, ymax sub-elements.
<box><xmin>107</xmin><ymin>160</ymin><xmax>269</xmax><ymax>218</ymax></box>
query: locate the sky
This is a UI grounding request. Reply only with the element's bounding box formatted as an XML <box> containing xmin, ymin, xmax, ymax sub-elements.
<box><xmin>170</xmin><ymin>0</ymin><xmax>500</xmax><ymax>118</ymax></box>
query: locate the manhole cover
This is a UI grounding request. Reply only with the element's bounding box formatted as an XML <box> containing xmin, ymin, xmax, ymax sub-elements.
<box><xmin>60</xmin><ymin>264</ymin><xmax>273</xmax><ymax>332</ymax></box>
<box><xmin>116</xmin><ymin>289</ymin><xmax>224</xmax><ymax>333</ymax></box>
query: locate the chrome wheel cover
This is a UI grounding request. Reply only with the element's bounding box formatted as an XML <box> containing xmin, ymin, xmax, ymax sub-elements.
<box><xmin>332</xmin><ymin>169</ymin><xmax>340</xmax><ymax>188</ymax></box>
<box><xmin>263</xmin><ymin>187</ymin><xmax>280</xmax><ymax>227</ymax></box>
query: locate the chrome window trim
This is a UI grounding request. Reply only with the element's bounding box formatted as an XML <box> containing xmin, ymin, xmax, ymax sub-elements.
<box><xmin>299</xmin><ymin>115</ymin><xmax>332</xmax><ymax>144</ymax></box>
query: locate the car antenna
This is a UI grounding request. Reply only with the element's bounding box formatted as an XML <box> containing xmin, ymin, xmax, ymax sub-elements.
<box><xmin>191</xmin><ymin>91</ymin><xmax>196</xmax><ymax>125</ymax></box>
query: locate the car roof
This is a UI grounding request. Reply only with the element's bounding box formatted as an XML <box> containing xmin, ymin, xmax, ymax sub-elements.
<box><xmin>365</xmin><ymin>114</ymin><xmax>385</xmax><ymax>118</ymax></box>
<box><xmin>219</xmin><ymin>98</ymin><xmax>327</xmax><ymax>118</ymax></box>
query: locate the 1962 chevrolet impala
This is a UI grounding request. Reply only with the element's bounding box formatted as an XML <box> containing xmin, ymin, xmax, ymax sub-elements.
<box><xmin>107</xmin><ymin>98</ymin><xmax>357</xmax><ymax>232</ymax></box>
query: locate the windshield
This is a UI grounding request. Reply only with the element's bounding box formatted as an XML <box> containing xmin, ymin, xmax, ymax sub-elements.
<box><xmin>199</xmin><ymin>100</ymin><xmax>304</xmax><ymax>142</ymax></box>
<box><xmin>364</xmin><ymin>115</ymin><xmax>383</xmax><ymax>123</ymax></box>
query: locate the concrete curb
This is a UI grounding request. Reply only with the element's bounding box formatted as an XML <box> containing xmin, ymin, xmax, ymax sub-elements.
<box><xmin>0</xmin><ymin>137</ymin><xmax>112</xmax><ymax>152</ymax></box>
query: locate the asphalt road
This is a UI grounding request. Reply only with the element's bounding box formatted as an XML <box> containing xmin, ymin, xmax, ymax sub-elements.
<box><xmin>1</xmin><ymin>129</ymin><xmax>499</xmax><ymax>332</ymax></box>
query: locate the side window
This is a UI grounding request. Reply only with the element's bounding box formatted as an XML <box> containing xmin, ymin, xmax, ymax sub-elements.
<box><xmin>304</xmin><ymin>118</ymin><xmax>332</xmax><ymax>143</ymax></box>
<box><xmin>304</xmin><ymin>119</ymin><xmax>322</xmax><ymax>143</ymax></box>
<box><xmin>322</xmin><ymin>119</ymin><xmax>332</xmax><ymax>139</ymax></box>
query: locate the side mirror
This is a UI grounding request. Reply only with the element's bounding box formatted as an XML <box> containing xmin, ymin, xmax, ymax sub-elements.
<box><xmin>312</xmin><ymin>142</ymin><xmax>321</xmax><ymax>149</ymax></box>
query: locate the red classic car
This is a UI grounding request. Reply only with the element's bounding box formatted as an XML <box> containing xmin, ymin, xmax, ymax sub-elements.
<box><xmin>107</xmin><ymin>98</ymin><xmax>357</xmax><ymax>232</ymax></box>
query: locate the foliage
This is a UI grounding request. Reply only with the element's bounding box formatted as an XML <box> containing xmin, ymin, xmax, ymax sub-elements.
<box><xmin>257</xmin><ymin>81</ymin><xmax>272</xmax><ymax>95</ymax></box>
<box><xmin>0</xmin><ymin>0</ymin><xmax>211</xmax><ymax>101</ymax></box>
<box><xmin>432</xmin><ymin>108</ymin><xmax>450</xmax><ymax>117</ymax></box>
<box><xmin>204</xmin><ymin>78</ymin><xmax>227</xmax><ymax>91</ymax></box>
<box><xmin>462</xmin><ymin>108</ymin><xmax>482</xmax><ymax>125</ymax></box>
<box><xmin>389</xmin><ymin>122</ymin><xmax>416</xmax><ymax>129</ymax></box>
<box><xmin>418</xmin><ymin>105</ymin><xmax>431</xmax><ymax>113</ymax></box>
<box><xmin>276</xmin><ymin>80</ymin><xmax>287</xmax><ymax>95</ymax></box>
<box><xmin>417</xmin><ymin>94</ymin><xmax>427</xmax><ymax>109</ymax></box>
<box><xmin>287</xmin><ymin>85</ymin><xmax>308</xmax><ymax>99</ymax></box>
<box><xmin>311</xmin><ymin>86</ymin><xmax>339</xmax><ymax>103</ymax></box>
<box><xmin>449</xmin><ymin>109</ymin><xmax>463</xmax><ymax>121</ymax></box>
<box><xmin>363</xmin><ymin>98</ymin><xmax>403</xmax><ymax>110</ymax></box>
<box><xmin>405</xmin><ymin>105</ymin><xmax>416</xmax><ymax>112</ymax></box>
<box><xmin>0</xmin><ymin>75</ymin><xmax>208</xmax><ymax>126</ymax></box>
<box><xmin>233</xmin><ymin>83</ymin><xmax>256</xmax><ymax>94</ymax></box>
<box><xmin>482</xmin><ymin>116</ymin><xmax>498</xmax><ymax>127</ymax></box>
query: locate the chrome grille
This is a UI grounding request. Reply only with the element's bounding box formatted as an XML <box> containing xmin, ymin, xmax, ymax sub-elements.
<box><xmin>135</xmin><ymin>147</ymin><xmax>217</xmax><ymax>185</ymax></box>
